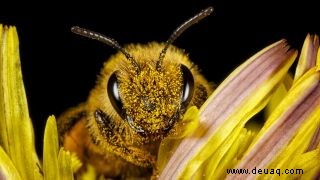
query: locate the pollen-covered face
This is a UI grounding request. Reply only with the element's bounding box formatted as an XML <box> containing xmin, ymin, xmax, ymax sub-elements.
<box><xmin>108</xmin><ymin>58</ymin><xmax>194</xmax><ymax>136</ymax></box>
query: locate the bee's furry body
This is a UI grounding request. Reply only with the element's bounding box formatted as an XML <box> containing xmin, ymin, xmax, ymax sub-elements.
<box><xmin>58</xmin><ymin>42</ymin><xmax>213</xmax><ymax>178</ymax></box>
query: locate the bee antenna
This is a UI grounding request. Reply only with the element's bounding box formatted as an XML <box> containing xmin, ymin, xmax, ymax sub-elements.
<box><xmin>156</xmin><ymin>6</ymin><xmax>214</xmax><ymax>71</ymax></box>
<box><xmin>71</xmin><ymin>26</ymin><xmax>141</xmax><ymax>73</ymax></box>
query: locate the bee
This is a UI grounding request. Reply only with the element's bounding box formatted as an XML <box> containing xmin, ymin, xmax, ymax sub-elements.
<box><xmin>58</xmin><ymin>7</ymin><xmax>214</xmax><ymax>179</ymax></box>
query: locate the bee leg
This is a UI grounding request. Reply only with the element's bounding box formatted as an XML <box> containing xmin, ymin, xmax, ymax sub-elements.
<box><xmin>118</xmin><ymin>145</ymin><xmax>157</xmax><ymax>168</ymax></box>
<box><xmin>89</xmin><ymin>109</ymin><xmax>158</xmax><ymax>168</ymax></box>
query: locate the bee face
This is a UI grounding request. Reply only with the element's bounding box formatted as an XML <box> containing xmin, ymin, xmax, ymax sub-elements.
<box><xmin>107</xmin><ymin>47</ymin><xmax>194</xmax><ymax>137</ymax></box>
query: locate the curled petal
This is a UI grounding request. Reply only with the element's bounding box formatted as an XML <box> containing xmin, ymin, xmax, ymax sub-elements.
<box><xmin>160</xmin><ymin>40</ymin><xmax>297</xmax><ymax>179</ymax></box>
<box><xmin>229</xmin><ymin>68</ymin><xmax>320</xmax><ymax>179</ymax></box>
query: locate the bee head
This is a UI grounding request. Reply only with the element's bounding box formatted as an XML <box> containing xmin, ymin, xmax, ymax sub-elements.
<box><xmin>107</xmin><ymin>56</ymin><xmax>194</xmax><ymax>137</ymax></box>
<box><xmin>71</xmin><ymin>7</ymin><xmax>213</xmax><ymax>139</ymax></box>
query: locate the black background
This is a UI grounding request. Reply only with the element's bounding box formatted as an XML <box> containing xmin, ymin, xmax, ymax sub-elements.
<box><xmin>1</xmin><ymin>0</ymin><xmax>319</xmax><ymax>155</ymax></box>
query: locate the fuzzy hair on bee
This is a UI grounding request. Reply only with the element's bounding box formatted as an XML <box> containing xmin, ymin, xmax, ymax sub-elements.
<box><xmin>58</xmin><ymin>7</ymin><xmax>214</xmax><ymax>179</ymax></box>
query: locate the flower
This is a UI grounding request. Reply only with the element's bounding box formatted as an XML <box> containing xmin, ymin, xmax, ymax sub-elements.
<box><xmin>159</xmin><ymin>36</ymin><xmax>320</xmax><ymax>179</ymax></box>
<box><xmin>0</xmin><ymin>25</ymin><xmax>81</xmax><ymax>180</ymax></box>
<box><xmin>0</xmin><ymin>24</ymin><xmax>319</xmax><ymax>180</ymax></box>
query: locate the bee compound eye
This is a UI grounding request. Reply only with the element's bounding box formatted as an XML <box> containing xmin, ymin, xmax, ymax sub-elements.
<box><xmin>181</xmin><ymin>65</ymin><xmax>194</xmax><ymax>106</ymax></box>
<box><xmin>107</xmin><ymin>72</ymin><xmax>124</xmax><ymax>117</ymax></box>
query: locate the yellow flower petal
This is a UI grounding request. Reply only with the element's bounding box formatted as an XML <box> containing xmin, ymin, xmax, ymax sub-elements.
<box><xmin>298</xmin><ymin>148</ymin><xmax>320</xmax><ymax>180</ymax></box>
<box><xmin>230</xmin><ymin>67</ymin><xmax>320</xmax><ymax>179</ymax></box>
<box><xmin>265</xmin><ymin>73</ymin><xmax>293</xmax><ymax>118</ymax></box>
<box><xmin>0</xmin><ymin>146</ymin><xmax>22</xmax><ymax>180</ymax></box>
<box><xmin>205</xmin><ymin>128</ymin><xmax>256</xmax><ymax>179</ymax></box>
<box><xmin>43</xmin><ymin>115</ymin><xmax>59</xmax><ymax>179</ymax></box>
<box><xmin>43</xmin><ymin>115</ymin><xmax>79</xmax><ymax>179</ymax></box>
<box><xmin>294</xmin><ymin>34</ymin><xmax>319</xmax><ymax>81</ymax></box>
<box><xmin>160</xmin><ymin>40</ymin><xmax>297</xmax><ymax>179</ymax></box>
<box><xmin>69</xmin><ymin>151</ymin><xmax>82</xmax><ymax>173</ymax></box>
<box><xmin>168</xmin><ymin>106</ymin><xmax>200</xmax><ymax>139</ymax></box>
<box><xmin>58</xmin><ymin>149</ymin><xmax>74</xmax><ymax>180</ymax></box>
<box><xmin>0</xmin><ymin>24</ymin><xmax>42</xmax><ymax>179</ymax></box>
<box><xmin>264</xmin><ymin>94</ymin><xmax>320</xmax><ymax>179</ymax></box>
<box><xmin>79</xmin><ymin>165</ymin><xmax>97</xmax><ymax>180</ymax></box>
